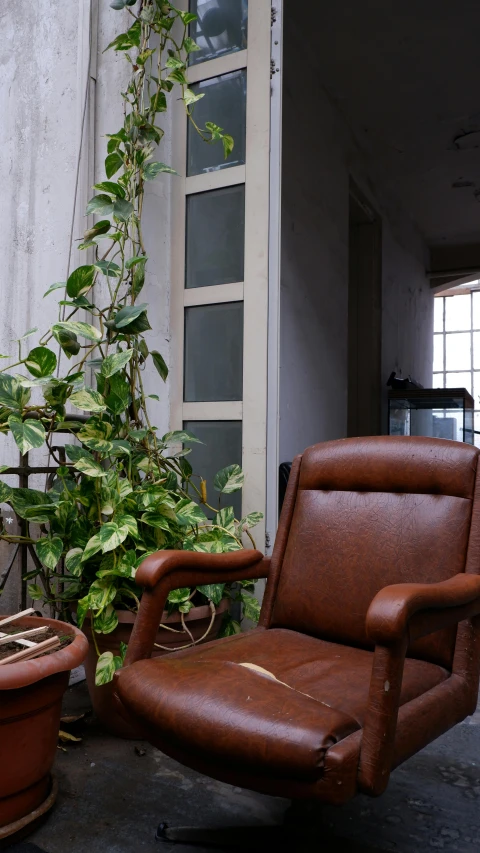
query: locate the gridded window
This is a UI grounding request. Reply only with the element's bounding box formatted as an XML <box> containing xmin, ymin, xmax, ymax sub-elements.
<box><xmin>185</xmin><ymin>185</ymin><xmax>245</xmax><ymax>288</ymax></box>
<box><xmin>170</xmin><ymin>0</ymin><xmax>270</xmax><ymax>542</ymax></box>
<box><xmin>433</xmin><ymin>287</ymin><xmax>480</xmax><ymax>447</ymax></box>
<box><xmin>184</xmin><ymin>302</ymin><xmax>244</xmax><ymax>401</ymax></box>
<box><xmin>187</xmin><ymin>71</ymin><xmax>247</xmax><ymax>176</ymax></box>
<box><xmin>183</xmin><ymin>420</ymin><xmax>242</xmax><ymax>518</ymax></box>
<box><xmin>188</xmin><ymin>0</ymin><xmax>248</xmax><ymax>65</ymax></box>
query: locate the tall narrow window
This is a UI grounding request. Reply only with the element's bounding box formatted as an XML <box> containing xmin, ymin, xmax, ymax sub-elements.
<box><xmin>433</xmin><ymin>285</ymin><xmax>480</xmax><ymax>447</ymax></box>
<box><xmin>170</xmin><ymin>0</ymin><xmax>271</xmax><ymax>542</ymax></box>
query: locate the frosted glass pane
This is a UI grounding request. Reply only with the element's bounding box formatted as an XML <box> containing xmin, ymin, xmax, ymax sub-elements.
<box><xmin>183</xmin><ymin>420</ymin><xmax>242</xmax><ymax>519</ymax></box>
<box><xmin>445</xmin><ymin>294</ymin><xmax>471</xmax><ymax>331</ymax></box>
<box><xmin>433</xmin><ymin>335</ymin><xmax>444</xmax><ymax>372</ymax></box>
<box><xmin>433</xmin><ymin>373</ymin><xmax>444</xmax><ymax>388</ymax></box>
<box><xmin>474</xmin><ymin>332</ymin><xmax>480</xmax><ymax>369</ymax></box>
<box><xmin>186</xmin><ymin>185</ymin><xmax>245</xmax><ymax>288</ymax></box>
<box><xmin>189</xmin><ymin>0</ymin><xmax>248</xmax><ymax>65</ymax></box>
<box><xmin>187</xmin><ymin>71</ymin><xmax>246</xmax><ymax>176</ymax></box>
<box><xmin>446</xmin><ymin>372</ymin><xmax>471</xmax><ymax>394</ymax></box>
<box><xmin>433</xmin><ymin>297</ymin><xmax>444</xmax><ymax>333</ymax></box>
<box><xmin>184</xmin><ymin>302</ymin><xmax>243</xmax><ymax>401</ymax></box>
<box><xmin>473</xmin><ymin>292</ymin><xmax>480</xmax><ymax>329</ymax></box>
<box><xmin>446</xmin><ymin>332</ymin><xmax>470</xmax><ymax>370</ymax></box>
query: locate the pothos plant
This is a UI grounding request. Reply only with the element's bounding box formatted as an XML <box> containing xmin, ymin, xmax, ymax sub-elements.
<box><xmin>0</xmin><ymin>0</ymin><xmax>262</xmax><ymax>684</ymax></box>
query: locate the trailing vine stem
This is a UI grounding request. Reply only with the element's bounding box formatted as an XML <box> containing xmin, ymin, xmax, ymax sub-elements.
<box><xmin>0</xmin><ymin>1</ymin><xmax>260</xmax><ymax>683</ymax></box>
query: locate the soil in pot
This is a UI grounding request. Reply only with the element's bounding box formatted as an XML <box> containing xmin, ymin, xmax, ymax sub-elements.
<box><xmin>83</xmin><ymin>598</ymin><xmax>229</xmax><ymax>739</ymax></box>
<box><xmin>0</xmin><ymin>616</ymin><xmax>88</xmax><ymax>840</ymax></box>
<box><xmin>0</xmin><ymin>625</ymin><xmax>72</xmax><ymax>663</ymax></box>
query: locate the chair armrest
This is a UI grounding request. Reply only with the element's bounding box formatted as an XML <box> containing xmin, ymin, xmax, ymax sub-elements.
<box><xmin>366</xmin><ymin>573</ymin><xmax>480</xmax><ymax>645</ymax></box>
<box><xmin>123</xmin><ymin>550</ymin><xmax>269</xmax><ymax>666</ymax></box>
<box><xmin>136</xmin><ymin>548</ymin><xmax>267</xmax><ymax>590</ymax></box>
<box><xmin>359</xmin><ymin>573</ymin><xmax>480</xmax><ymax>797</ymax></box>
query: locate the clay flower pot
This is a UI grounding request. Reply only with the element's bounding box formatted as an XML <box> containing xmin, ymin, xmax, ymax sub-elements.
<box><xmin>83</xmin><ymin>599</ymin><xmax>229</xmax><ymax>738</ymax></box>
<box><xmin>0</xmin><ymin>616</ymin><xmax>88</xmax><ymax>842</ymax></box>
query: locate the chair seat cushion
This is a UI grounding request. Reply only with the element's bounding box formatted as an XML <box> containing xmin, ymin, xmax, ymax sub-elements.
<box><xmin>116</xmin><ymin>628</ymin><xmax>449</xmax><ymax>783</ymax></box>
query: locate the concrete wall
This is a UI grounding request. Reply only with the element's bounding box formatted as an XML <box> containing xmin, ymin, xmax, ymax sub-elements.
<box><xmin>278</xmin><ymin>13</ymin><xmax>433</xmax><ymax>463</ymax></box>
<box><xmin>0</xmin><ymin>0</ymin><xmax>88</xmax><ymax>611</ymax></box>
<box><xmin>0</xmin><ymin>0</ymin><xmax>173</xmax><ymax>612</ymax></box>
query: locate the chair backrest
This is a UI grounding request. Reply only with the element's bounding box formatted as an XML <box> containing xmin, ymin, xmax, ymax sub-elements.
<box><xmin>266</xmin><ymin>436</ymin><xmax>480</xmax><ymax>668</ymax></box>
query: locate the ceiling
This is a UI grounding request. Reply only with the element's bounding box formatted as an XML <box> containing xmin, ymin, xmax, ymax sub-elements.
<box><xmin>301</xmin><ymin>0</ymin><xmax>480</xmax><ymax>249</ymax></box>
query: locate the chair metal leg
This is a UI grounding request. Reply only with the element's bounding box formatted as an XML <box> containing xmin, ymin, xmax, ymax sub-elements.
<box><xmin>155</xmin><ymin>822</ymin><xmax>290</xmax><ymax>850</ymax></box>
<box><xmin>155</xmin><ymin>818</ymin><xmax>385</xmax><ymax>851</ymax></box>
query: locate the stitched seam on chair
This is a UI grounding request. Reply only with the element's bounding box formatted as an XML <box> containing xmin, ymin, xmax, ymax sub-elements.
<box><xmin>297</xmin><ymin>486</ymin><xmax>474</xmax><ymax>500</ymax></box>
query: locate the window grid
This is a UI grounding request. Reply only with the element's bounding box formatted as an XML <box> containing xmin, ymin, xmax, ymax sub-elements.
<box><xmin>433</xmin><ymin>291</ymin><xmax>480</xmax><ymax>446</ymax></box>
<box><xmin>169</xmin><ymin>0</ymin><xmax>271</xmax><ymax>547</ymax></box>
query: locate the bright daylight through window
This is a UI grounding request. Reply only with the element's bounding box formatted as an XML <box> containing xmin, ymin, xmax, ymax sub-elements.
<box><xmin>434</xmin><ymin>286</ymin><xmax>480</xmax><ymax>447</ymax></box>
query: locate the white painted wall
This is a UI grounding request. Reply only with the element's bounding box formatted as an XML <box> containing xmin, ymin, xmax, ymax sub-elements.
<box><xmin>0</xmin><ymin>0</ymin><xmax>89</xmax><ymax>611</ymax></box>
<box><xmin>0</xmin><ymin>0</ymin><xmax>174</xmax><ymax>612</ymax></box>
<box><xmin>278</xmin><ymin>15</ymin><xmax>433</xmax><ymax>463</ymax></box>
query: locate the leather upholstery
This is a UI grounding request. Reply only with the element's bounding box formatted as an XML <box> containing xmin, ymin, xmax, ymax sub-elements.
<box><xmin>271</xmin><ymin>439</ymin><xmax>476</xmax><ymax>667</ymax></box>
<box><xmin>116</xmin><ymin>436</ymin><xmax>480</xmax><ymax>803</ymax></box>
<box><xmin>117</xmin><ymin>628</ymin><xmax>448</xmax><ymax>782</ymax></box>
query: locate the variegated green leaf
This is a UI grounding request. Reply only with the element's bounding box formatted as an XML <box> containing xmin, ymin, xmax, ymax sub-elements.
<box><xmin>197</xmin><ymin>583</ymin><xmax>225</xmax><ymax>605</ymax></box>
<box><xmin>238</xmin><ymin>511</ymin><xmax>263</xmax><ymax>531</ymax></box>
<box><xmin>114</xmin><ymin>513</ymin><xmax>138</xmax><ymax>538</ymax></box>
<box><xmin>25</xmin><ymin>346</ymin><xmax>57</xmax><ymax>378</ymax></box>
<box><xmin>95</xmin><ymin>651</ymin><xmax>121</xmax><ymax>686</ymax></box>
<box><xmin>167</xmin><ymin>587</ymin><xmax>191</xmax><ymax>605</ymax></box>
<box><xmin>88</xmin><ymin>578</ymin><xmax>117</xmax><ymax>613</ymax></box>
<box><xmin>215</xmin><ymin>507</ymin><xmax>235</xmax><ymax>534</ymax></box>
<box><xmin>8</xmin><ymin>415</ymin><xmax>46</xmax><ymax>454</ymax></box>
<box><xmin>52</xmin><ymin>321</ymin><xmax>101</xmax><ymax>342</ymax></box>
<box><xmin>93</xmin><ymin>604</ymin><xmax>119</xmax><ymax>634</ymax></box>
<box><xmin>81</xmin><ymin>533</ymin><xmax>103</xmax><ymax>562</ymax></box>
<box><xmin>36</xmin><ymin>535</ymin><xmax>63</xmax><ymax>570</ymax></box>
<box><xmin>214</xmin><ymin>464</ymin><xmax>244</xmax><ymax>494</ymax></box>
<box><xmin>0</xmin><ymin>480</ymin><xmax>12</xmax><ymax>502</ymax></box>
<box><xmin>69</xmin><ymin>388</ymin><xmax>106</xmax><ymax>413</ymax></box>
<box><xmin>74</xmin><ymin>457</ymin><xmax>106</xmax><ymax>478</ymax></box>
<box><xmin>98</xmin><ymin>522</ymin><xmax>129</xmax><ymax>553</ymax></box>
<box><xmin>175</xmin><ymin>498</ymin><xmax>208</xmax><ymax>527</ymax></box>
<box><xmin>100</xmin><ymin>349</ymin><xmax>133</xmax><ymax>377</ymax></box>
<box><xmin>65</xmin><ymin>547</ymin><xmax>84</xmax><ymax>577</ymax></box>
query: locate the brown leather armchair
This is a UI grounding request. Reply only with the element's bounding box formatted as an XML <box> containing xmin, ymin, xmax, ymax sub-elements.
<box><xmin>115</xmin><ymin>437</ymin><xmax>480</xmax><ymax>840</ymax></box>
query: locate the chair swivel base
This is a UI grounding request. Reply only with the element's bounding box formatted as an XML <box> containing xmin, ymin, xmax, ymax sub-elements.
<box><xmin>155</xmin><ymin>819</ymin><xmax>384</xmax><ymax>851</ymax></box>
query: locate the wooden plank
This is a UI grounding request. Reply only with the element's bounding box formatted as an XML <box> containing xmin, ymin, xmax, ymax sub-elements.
<box><xmin>0</xmin><ymin>626</ymin><xmax>49</xmax><ymax>646</ymax></box>
<box><xmin>0</xmin><ymin>609</ymin><xmax>35</xmax><ymax>629</ymax></box>
<box><xmin>0</xmin><ymin>636</ymin><xmax>60</xmax><ymax>666</ymax></box>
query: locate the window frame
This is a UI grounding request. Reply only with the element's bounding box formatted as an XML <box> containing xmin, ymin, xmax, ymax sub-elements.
<box><xmin>170</xmin><ymin>0</ymin><xmax>272</xmax><ymax>546</ymax></box>
<box><xmin>433</xmin><ymin>288</ymin><xmax>480</xmax><ymax>444</ymax></box>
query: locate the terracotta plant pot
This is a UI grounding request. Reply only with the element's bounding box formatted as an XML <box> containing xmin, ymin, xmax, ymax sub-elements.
<box><xmin>0</xmin><ymin>616</ymin><xmax>88</xmax><ymax>841</ymax></box>
<box><xmin>83</xmin><ymin>598</ymin><xmax>229</xmax><ymax>738</ymax></box>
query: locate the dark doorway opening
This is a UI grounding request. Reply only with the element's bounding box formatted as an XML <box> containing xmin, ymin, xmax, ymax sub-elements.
<box><xmin>348</xmin><ymin>181</ymin><xmax>382</xmax><ymax>437</ymax></box>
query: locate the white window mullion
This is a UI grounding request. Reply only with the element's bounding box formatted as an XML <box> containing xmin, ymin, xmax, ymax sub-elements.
<box><xmin>170</xmin><ymin>0</ymin><xmax>273</xmax><ymax>543</ymax></box>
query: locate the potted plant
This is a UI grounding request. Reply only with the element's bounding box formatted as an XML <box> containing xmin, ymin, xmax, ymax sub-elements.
<box><xmin>0</xmin><ymin>612</ymin><xmax>88</xmax><ymax>840</ymax></box>
<box><xmin>0</xmin><ymin>1</ymin><xmax>261</xmax><ymax>734</ymax></box>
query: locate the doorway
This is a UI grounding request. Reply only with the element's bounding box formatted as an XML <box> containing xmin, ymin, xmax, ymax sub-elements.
<box><xmin>348</xmin><ymin>182</ymin><xmax>382</xmax><ymax>437</ymax></box>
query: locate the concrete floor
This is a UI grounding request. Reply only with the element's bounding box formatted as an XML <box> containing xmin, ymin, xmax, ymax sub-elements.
<box><xmin>17</xmin><ymin>683</ymin><xmax>480</xmax><ymax>853</ymax></box>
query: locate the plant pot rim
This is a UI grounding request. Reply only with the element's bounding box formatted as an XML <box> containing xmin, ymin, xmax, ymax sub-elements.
<box><xmin>77</xmin><ymin>596</ymin><xmax>229</xmax><ymax>628</ymax></box>
<box><xmin>117</xmin><ymin>597</ymin><xmax>229</xmax><ymax>625</ymax></box>
<box><xmin>0</xmin><ymin>616</ymin><xmax>88</xmax><ymax>691</ymax></box>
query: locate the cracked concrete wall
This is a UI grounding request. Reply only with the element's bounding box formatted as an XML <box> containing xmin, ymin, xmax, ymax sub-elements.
<box><xmin>0</xmin><ymin>0</ymin><xmax>173</xmax><ymax>612</ymax></box>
